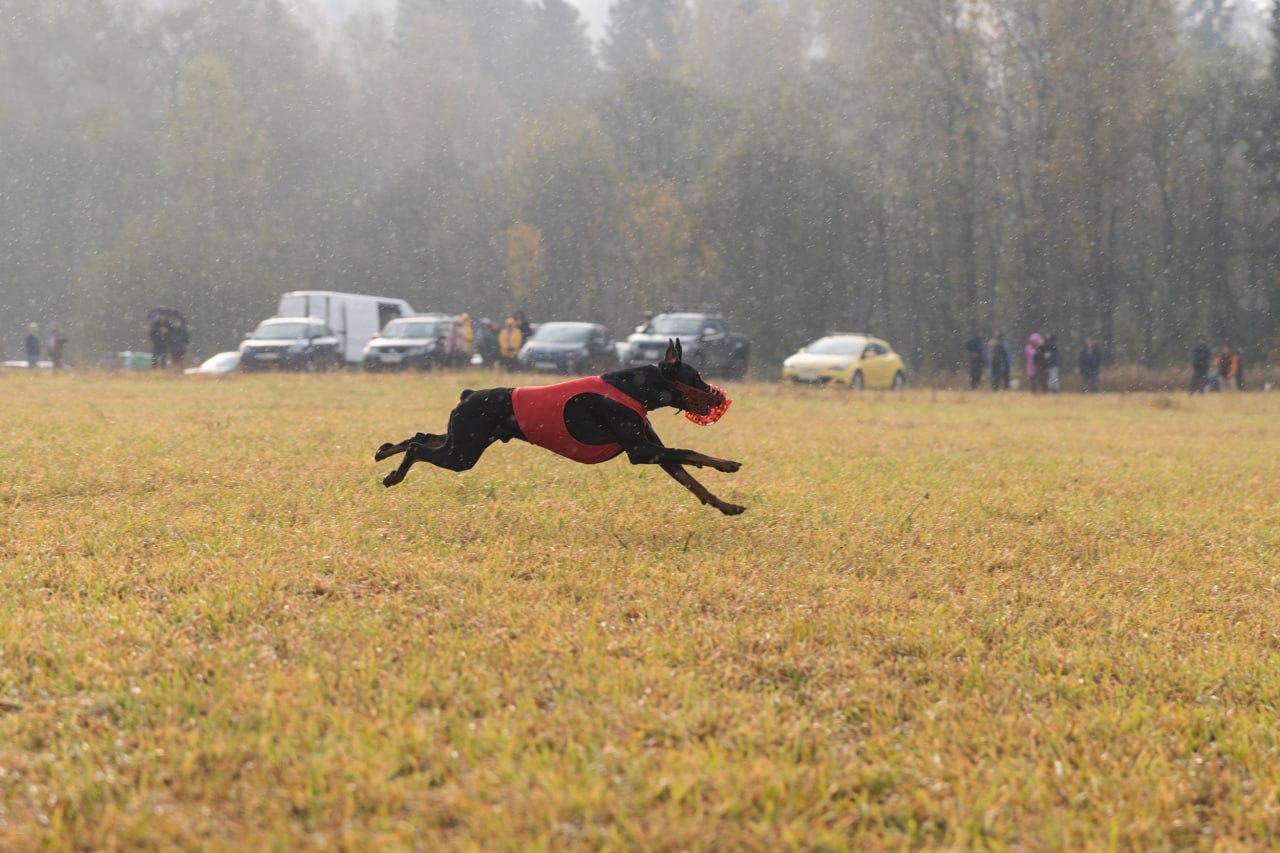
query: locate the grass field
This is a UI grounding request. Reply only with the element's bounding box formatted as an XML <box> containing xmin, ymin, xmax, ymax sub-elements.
<box><xmin>2</xmin><ymin>372</ymin><xmax>1279</xmax><ymax>848</ymax></box>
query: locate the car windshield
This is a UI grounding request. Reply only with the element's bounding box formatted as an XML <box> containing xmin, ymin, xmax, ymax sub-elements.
<box><xmin>254</xmin><ymin>322</ymin><xmax>314</xmax><ymax>340</ymax></box>
<box><xmin>805</xmin><ymin>337</ymin><xmax>864</xmax><ymax>356</ymax></box>
<box><xmin>382</xmin><ymin>320</ymin><xmax>447</xmax><ymax>339</ymax></box>
<box><xmin>531</xmin><ymin>324</ymin><xmax>591</xmax><ymax>343</ymax></box>
<box><xmin>646</xmin><ymin>315</ymin><xmax>704</xmax><ymax>335</ymax></box>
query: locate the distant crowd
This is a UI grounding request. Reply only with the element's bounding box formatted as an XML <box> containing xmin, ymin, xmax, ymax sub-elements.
<box><xmin>964</xmin><ymin>331</ymin><xmax>1251</xmax><ymax>393</ymax></box>
<box><xmin>1189</xmin><ymin>341</ymin><xmax>1245</xmax><ymax>394</ymax></box>
<box><xmin>20</xmin><ymin>322</ymin><xmax>67</xmax><ymax>369</ymax></box>
<box><xmin>423</xmin><ymin>310</ymin><xmax>534</xmax><ymax>369</ymax></box>
<box><xmin>147</xmin><ymin>308</ymin><xmax>190</xmax><ymax>369</ymax></box>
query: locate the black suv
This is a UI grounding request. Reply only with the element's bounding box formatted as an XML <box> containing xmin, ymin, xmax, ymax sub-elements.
<box><xmin>239</xmin><ymin>317</ymin><xmax>342</xmax><ymax>371</ymax></box>
<box><xmin>623</xmin><ymin>311</ymin><xmax>750</xmax><ymax>378</ymax></box>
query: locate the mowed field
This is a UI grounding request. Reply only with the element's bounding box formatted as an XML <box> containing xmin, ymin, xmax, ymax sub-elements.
<box><xmin>2</xmin><ymin>372</ymin><xmax>1279</xmax><ymax>849</ymax></box>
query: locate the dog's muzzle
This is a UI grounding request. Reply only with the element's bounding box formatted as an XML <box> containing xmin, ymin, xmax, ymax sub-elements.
<box><xmin>674</xmin><ymin>382</ymin><xmax>732</xmax><ymax>425</ymax></box>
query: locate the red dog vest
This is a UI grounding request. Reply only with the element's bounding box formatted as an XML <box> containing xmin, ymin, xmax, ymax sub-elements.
<box><xmin>512</xmin><ymin>376</ymin><xmax>649</xmax><ymax>464</ymax></box>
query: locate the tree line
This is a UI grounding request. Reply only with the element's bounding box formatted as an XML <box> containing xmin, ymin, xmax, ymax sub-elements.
<box><xmin>2</xmin><ymin>0</ymin><xmax>1278</xmax><ymax>369</ymax></box>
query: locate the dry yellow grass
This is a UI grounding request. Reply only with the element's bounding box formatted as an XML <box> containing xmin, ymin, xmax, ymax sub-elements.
<box><xmin>1</xmin><ymin>372</ymin><xmax>1278</xmax><ymax>849</ymax></box>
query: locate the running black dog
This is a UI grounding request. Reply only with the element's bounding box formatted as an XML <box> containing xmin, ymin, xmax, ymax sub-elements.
<box><xmin>375</xmin><ymin>340</ymin><xmax>745</xmax><ymax>515</ymax></box>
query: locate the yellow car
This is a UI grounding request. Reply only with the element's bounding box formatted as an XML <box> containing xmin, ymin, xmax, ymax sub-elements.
<box><xmin>782</xmin><ymin>334</ymin><xmax>907</xmax><ymax>390</ymax></box>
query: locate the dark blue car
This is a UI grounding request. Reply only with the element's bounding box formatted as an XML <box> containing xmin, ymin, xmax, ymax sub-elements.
<box><xmin>517</xmin><ymin>322</ymin><xmax>615</xmax><ymax>374</ymax></box>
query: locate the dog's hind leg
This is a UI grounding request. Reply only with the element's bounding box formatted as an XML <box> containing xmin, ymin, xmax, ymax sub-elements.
<box><xmin>381</xmin><ymin>389</ymin><xmax>512</xmax><ymax>485</ymax></box>
<box><xmin>382</xmin><ymin>442</ymin><xmax>423</xmax><ymax>487</ymax></box>
<box><xmin>382</xmin><ymin>433</ymin><xmax>494</xmax><ymax>486</ymax></box>
<box><xmin>375</xmin><ymin>432</ymin><xmax>446</xmax><ymax>462</ymax></box>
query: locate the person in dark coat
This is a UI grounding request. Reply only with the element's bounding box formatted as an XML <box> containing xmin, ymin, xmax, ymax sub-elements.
<box><xmin>964</xmin><ymin>330</ymin><xmax>985</xmax><ymax>390</ymax></box>
<box><xmin>1078</xmin><ymin>337</ymin><xmax>1103</xmax><ymax>393</ymax></box>
<box><xmin>475</xmin><ymin>318</ymin><xmax>499</xmax><ymax>366</ymax></box>
<box><xmin>47</xmin><ymin>325</ymin><xmax>67</xmax><ymax>370</ymax></box>
<box><xmin>168</xmin><ymin>317</ymin><xmax>190</xmax><ymax>370</ymax></box>
<box><xmin>990</xmin><ymin>332</ymin><xmax>1011</xmax><ymax>390</ymax></box>
<box><xmin>1190</xmin><ymin>341</ymin><xmax>1211</xmax><ymax>393</ymax></box>
<box><xmin>1041</xmin><ymin>334</ymin><xmax>1061</xmax><ymax>392</ymax></box>
<box><xmin>513</xmin><ymin>310</ymin><xmax>532</xmax><ymax>341</ymax></box>
<box><xmin>1032</xmin><ymin>336</ymin><xmax>1053</xmax><ymax>393</ymax></box>
<box><xmin>149</xmin><ymin>310</ymin><xmax>169</xmax><ymax>369</ymax></box>
<box><xmin>24</xmin><ymin>323</ymin><xmax>41</xmax><ymax>368</ymax></box>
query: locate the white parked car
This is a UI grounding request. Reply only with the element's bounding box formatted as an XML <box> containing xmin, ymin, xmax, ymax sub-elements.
<box><xmin>363</xmin><ymin>314</ymin><xmax>460</xmax><ymax>371</ymax></box>
<box><xmin>184</xmin><ymin>351</ymin><xmax>241</xmax><ymax>376</ymax></box>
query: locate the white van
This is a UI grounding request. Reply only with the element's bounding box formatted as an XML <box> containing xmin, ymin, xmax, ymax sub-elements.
<box><xmin>276</xmin><ymin>291</ymin><xmax>414</xmax><ymax>365</ymax></box>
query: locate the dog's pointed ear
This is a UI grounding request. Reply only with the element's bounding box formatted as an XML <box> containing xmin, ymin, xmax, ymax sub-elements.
<box><xmin>664</xmin><ymin>338</ymin><xmax>681</xmax><ymax>368</ymax></box>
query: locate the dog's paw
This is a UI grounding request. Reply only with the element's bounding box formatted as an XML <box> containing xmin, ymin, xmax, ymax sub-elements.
<box><xmin>382</xmin><ymin>469</ymin><xmax>406</xmax><ymax>488</ymax></box>
<box><xmin>374</xmin><ymin>443</ymin><xmax>395</xmax><ymax>462</ymax></box>
<box><xmin>717</xmin><ymin>502</ymin><xmax>746</xmax><ymax>516</ymax></box>
<box><xmin>716</xmin><ymin>460</ymin><xmax>742</xmax><ymax>474</ymax></box>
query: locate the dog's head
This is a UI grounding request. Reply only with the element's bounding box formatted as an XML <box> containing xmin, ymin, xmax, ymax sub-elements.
<box><xmin>657</xmin><ymin>339</ymin><xmax>731</xmax><ymax>425</ymax></box>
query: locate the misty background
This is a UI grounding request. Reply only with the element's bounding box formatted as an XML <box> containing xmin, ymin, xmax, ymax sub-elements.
<box><xmin>3</xmin><ymin>0</ymin><xmax>1279</xmax><ymax>369</ymax></box>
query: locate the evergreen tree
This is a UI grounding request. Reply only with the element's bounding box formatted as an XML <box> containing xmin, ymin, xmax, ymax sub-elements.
<box><xmin>602</xmin><ymin>0</ymin><xmax>688</xmax><ymax>75</ymax></box>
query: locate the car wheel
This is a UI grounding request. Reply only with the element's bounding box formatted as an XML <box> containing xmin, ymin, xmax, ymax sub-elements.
<box><xmin>892</xmin><ymin>371</ymin><xmax>906</xmax><ymax>391</ymax></box>
<box><xmin>850</xmin><ymin>371</ymin><xmax>864</xmax><ymax>391</ymax></box>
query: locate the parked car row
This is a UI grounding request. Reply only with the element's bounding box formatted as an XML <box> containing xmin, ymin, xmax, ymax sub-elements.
<box><xmin>195</xmin><ymin>290</ymin><xmax>909</xmax><ymax>389</ymax></box>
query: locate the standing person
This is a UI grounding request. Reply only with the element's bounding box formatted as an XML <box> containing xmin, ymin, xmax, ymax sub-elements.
<box><xmin>1025</xmin><ymin>332</ymin><xmax>1043</xmax><ymax>392</ymax></box>
<box><xmin>513</xmin><ymin>310</ymin><xmax>532</xmax><ymax>341</ymax></box>
<box><xmin>1216</xmin><ymin>344</ymin><xmax>1238</xmax><ymax>392</ymax></box>
<box><xmin>444</xmin><ymin>317</ymin><xmax>465</xmax><ymax>366</ymax></box>
<box><xmin>459</xmin><ymin>312</ymin><xmax>474</xmax><ymax>360</ymax></box>
<box><xmin>990</xmin><ymin>332</ymin><xmax>1012</xmax><ymax>390</ymax></box>
<box><xmin>24</xmin><ymin>323</ymin><xmax>41</xmax><ymax>368</ymax></box>
<box><xmin>476</xmin><ymin>318</ymin><xmax>499</xmax><ymax>367</ymax></box>
<box><xmin>1042</xmin><ymin>334</ymin><xmax>1061</xmax><ymax>393</ymax></box>
<box><xmin>964</xmin><ymin>329</ymin><xmax>985</xmax><ymax>390</ymax></box>
<box><xmin>47</xmin><ymin>325</ymin><xmax>67</xmax><ymax>370</ymax></box>
<box><xmin>1078</xmin><ymin>337</ymin><xmax>1103</xmax><ymax>393</ymax></box>
<box><xmin>148</xmin><ymin>310</ymin><xmax>169</xmax><ymax>369</ymax></box>
<box><xmin>1190</xmin><ymin>340</ymin><xmax>1211</xmax><ymax>393</ymax></box>
<box><xmin>1233</xmin><ymin>344</ymin><xmax>1245</xmax><ymax>391</ymax></box>
<box><xmin>168</xmin><ymin>316</ymin><xmax>189</xmax><ymax>370</ymax></box>
<box><xmin>497</xmin><ymin>316</ymin><xmax>523</xmax><ymax>370</ymax></box>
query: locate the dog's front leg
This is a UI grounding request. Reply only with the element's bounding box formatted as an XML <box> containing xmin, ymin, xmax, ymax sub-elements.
<box><xmin>658</xmin><ymin>448</ymin><xmax>741</xmax><ymax>473</ymax></box>
<box><xmin>375</xmin><ymin>433</ymin><xmax>445</xmax><ymax>462</ymax></box>
<box><xmin>660</xmin><ymin>462</ymin><xmax>745</xmax><ymax>516</ymax></box>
